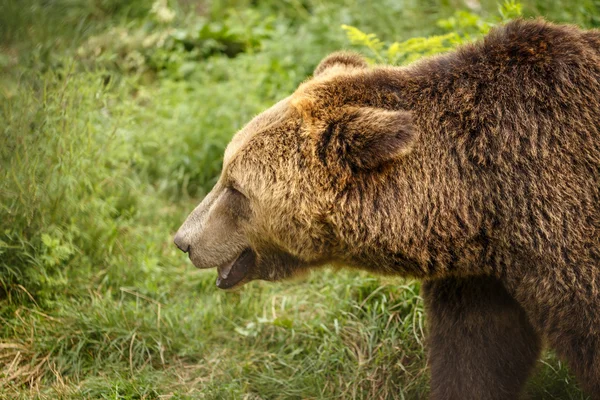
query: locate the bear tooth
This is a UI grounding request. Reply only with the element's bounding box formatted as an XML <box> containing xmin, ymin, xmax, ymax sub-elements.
<box><xmin>219</xmin><ymin>261</ymin><xmax>234</xmax><ymax>279</ymax></box>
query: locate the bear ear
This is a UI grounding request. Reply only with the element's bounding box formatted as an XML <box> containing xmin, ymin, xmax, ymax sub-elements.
<box><xmin>323</xmin><ymin>107</ymin><xmax>416</xmax><ymax>170</ymax></box>
<box><xmin>314</xmin><ymin>51</ymin><xmax>368</xmax><ymax>77</ymax></box>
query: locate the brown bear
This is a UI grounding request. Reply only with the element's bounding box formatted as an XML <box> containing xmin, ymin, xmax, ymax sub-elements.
<box><xmin>174</xmin><ymin>19</ymin><xmax>600</xmax><ymax>399</ymax></box>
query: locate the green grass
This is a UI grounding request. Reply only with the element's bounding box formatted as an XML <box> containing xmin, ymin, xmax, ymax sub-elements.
<box><xmin>0</xmin><ymin>0</ymin><xmax>598</xmax><ymax>398</ymax></box>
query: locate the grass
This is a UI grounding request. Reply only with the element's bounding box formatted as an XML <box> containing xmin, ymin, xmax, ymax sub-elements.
<box><xmin>0</xmin><ymin>0</ymin><xmax>598</xmax><ymax>398</ymax></box>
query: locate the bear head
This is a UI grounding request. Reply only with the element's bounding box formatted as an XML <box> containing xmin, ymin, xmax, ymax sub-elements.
<box><xmin>174</xmin><ymin>52</ymin><xmax>417</xmax><ymax>289</ymax></box>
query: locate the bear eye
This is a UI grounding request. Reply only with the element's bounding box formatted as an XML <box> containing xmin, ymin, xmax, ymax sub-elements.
<box><xmin>227</xmin><ymin>184</ymin><xmax>246</xmax><ymax>199</ymax></box>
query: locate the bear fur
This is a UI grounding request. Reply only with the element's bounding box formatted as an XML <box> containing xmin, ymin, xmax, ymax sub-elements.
<box><xmin>175</xmin><ymin>19</ymin><xmax>600</xmax><ymax>399</ymax></box>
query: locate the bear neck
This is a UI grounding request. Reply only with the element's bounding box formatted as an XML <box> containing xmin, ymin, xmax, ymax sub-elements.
<box><xmin>329</xmin><ymin>66</ymin><xmax>489</xmax><ymax>279</ymax></box>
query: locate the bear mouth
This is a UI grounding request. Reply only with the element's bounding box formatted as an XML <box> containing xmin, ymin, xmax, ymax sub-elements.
<box><xmin>215</xmin><ymin>248</ymin><xmax>256</xmax><ymax>290</ymax></box>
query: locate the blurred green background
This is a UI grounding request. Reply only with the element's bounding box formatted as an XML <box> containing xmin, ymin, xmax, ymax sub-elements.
<box><xmin>0</xmin><ymin>0</ymin><xmax>598</xmax><ymax>398</ymax></box>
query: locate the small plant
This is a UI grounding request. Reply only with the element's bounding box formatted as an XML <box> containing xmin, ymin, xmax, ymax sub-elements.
<box><xmin>342</xmin><ymin>0</ymin><xmax>523</xmax><ymax>65</ymax></box>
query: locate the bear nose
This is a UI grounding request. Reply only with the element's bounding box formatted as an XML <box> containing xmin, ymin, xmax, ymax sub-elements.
<box><xmin>173</xmin><ymin>231</ymin><xmax>190</xmax><ymax>253</ymax></box>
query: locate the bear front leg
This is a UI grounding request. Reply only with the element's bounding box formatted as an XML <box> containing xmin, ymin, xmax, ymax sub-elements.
<box><xmin>422</xmin><ymin>276</ymin><xmax>541</xmax><ymax>400</ymax></box>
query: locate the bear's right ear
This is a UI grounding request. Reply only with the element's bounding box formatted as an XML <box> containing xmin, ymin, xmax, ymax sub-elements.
<box><xmin>314</xmin><ymin>51</ymin><xmax>368</xmax><ymax>77</ymax></box>
<box><xmin>335</xmin><ymin>107</ymin><xmax>416</xmax><ymax>170</ymax></box>
<box><xmin>310</xmin><ymin>106</ymin><xmax>416</xmax><ymax>171</ymax></box>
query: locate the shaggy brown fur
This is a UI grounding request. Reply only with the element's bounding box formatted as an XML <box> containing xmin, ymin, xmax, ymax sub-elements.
<box><xmin>175</xmin><ymin>19</ymin><xmax>600</xmax><ymax>399</ymax></box>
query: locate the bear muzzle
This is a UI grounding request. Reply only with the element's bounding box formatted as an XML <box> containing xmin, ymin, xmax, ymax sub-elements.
<box><xmin>174</xmin><ymin>229</ymin><xmax>256</xmax><ymax>289</ymax></box>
